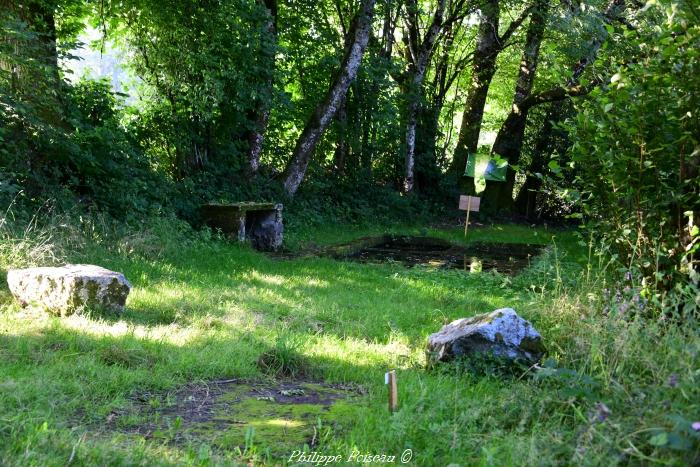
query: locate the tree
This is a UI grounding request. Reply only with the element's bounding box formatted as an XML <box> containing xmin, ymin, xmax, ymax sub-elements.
<box><xmin>108</xmin><ymin>0</ymin><xmax>275</xmax><ymax>178</ymax></box>
<box><xmin>396</xmin><ymin>0</ymin><xmax>448</xmax><ymax>193</ymax></box>
<box><xmin>246</xmin><ymin>0</ymin><xmax>278</xmax><ymax>174</ymax></box>
<box><xmin>481</xmin><ymin>0</ymin><xmax>548</xmax><ymax>211</ymax></box>
<box><xmin>448</xmin><ymin>0</ymin><xmax>531</xmax><ymax>178</ymax></box>
<box><xmin>282</xmin><ymin>0</ymin><xmax>377</xmax><ymax>196</ymax></box>
<box><xmin>482</xmin><ymin>0</ymin><xmax>637</xmax><ymax>212</ymax></box>
<box><xmin>568</xmin><ymin>0</ymin><xmax>699</xmax><ymax>310</ymax></box>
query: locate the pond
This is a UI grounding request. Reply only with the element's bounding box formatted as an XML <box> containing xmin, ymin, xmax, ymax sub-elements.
<box><xmin>328</xmin><ymin>235</ymin><xmax>544</xmax><ymax>275</ymax></box>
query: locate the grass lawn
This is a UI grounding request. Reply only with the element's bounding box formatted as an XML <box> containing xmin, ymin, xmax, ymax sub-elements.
<box><xmin>0</xmin><ymin>221</ymin><xmax>698</xmax><ymax>465</ymax></box>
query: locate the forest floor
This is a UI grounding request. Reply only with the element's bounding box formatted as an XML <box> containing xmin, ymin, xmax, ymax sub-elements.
<box><xmin>1</xmin><ymin>221</ymin><xmax>698</xmax><ymax>465</ymax></box>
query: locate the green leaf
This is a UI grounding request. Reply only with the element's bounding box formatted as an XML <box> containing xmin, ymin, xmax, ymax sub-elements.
<box><xmin>649</xmin><ymin>432</ymin><xmax>669</xmax><ymax>446</ymax></box>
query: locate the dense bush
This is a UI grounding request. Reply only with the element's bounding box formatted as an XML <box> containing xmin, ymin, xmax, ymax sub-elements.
<box><xmin>567</xmin><ymin>4</ymin><xmax>699</xmax><ymax>317</ymax></box>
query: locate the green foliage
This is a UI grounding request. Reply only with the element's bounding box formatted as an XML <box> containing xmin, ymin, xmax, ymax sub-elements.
<box><xmin>104</xmin><ymin>0</ymin><xmax>276</xmax><ymax>177</ymax></box>
<box><xmin>567</xmin><ymin>1</ymin><xmax>700</xmax><ymax>317</ymax></box>
<box><xmin>434</xmin><ymin>352</ymin><xmax>532</xmax><ymax>379</ymax></box>
<box><xmin>64</xmin><ymin>79</ymin><xmax>170</xmax><ymax>218</ymax></box>
<box><xmin>0</xmin><ymin>6</ymin><xmax>169</xmax><ymax>219</ymax></box>
<box><xmin>286</xmin><ymin>176</ymin><xmax>446</xmax><ymax>233</ymax></box>
<box><xmin>2</xmin><ymin>0</ymin><xmax>700</xmax><ymax>462</ymax></box>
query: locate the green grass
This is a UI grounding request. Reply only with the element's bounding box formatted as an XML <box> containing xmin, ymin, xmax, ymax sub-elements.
<box><xmin>0</xmin><ymin>218</ymin><xmax>698</xmax><ymax>465</ymax></box>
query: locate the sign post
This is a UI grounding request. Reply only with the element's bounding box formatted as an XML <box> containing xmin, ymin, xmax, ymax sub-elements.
<box><xmin>459</xmin><ymin>195</ymin><xmax>481</xmax><ymax>238</ymax></box>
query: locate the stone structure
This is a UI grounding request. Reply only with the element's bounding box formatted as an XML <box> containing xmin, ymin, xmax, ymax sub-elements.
<box><xmin>7</xmin><ymin>264</ymin><xmax>131</xmax><ymax>315</ymax></box>
<box><xmin>200</xmin><ymin>202</ymin><xmax>283</xmax><ymax>251</ymax></box>
<box><xmin>427</xmin><ymin>308</ymin><xmax>545</xmax><ymax>364</ymax></box>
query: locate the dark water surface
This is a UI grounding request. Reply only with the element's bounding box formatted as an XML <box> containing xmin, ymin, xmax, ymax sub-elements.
<box><xmin>332</xmin><ymin>235</ymin><xmax>544</xmax><ymax>275</ymax></box>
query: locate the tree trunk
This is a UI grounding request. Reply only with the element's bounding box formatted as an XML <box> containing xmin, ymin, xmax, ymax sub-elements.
<box><xmin>21</xmin><ymin>0</ymin><xmax>60</xmax><ymax>86</ymax></box>
<box><xmin>513</xmin><ymin>106</ymin><xmax>554</xmax><ymax>217</ymax></box>
<box><xmin>355</xmin><ymin>0</ymin><xmax>398</xmax><ymax>177</ymax></box>
<box><xmin>402</xmin><ymin>0</ymin><xmax>447</xmax><ymax>193</ymax></box>
<box><xmin>333</xmin><ymin>98</ymin><xmax>348</xmax><ymax>174</ymax></box>
<box><xmin>246</xmin><ymin>0</ymin><xmax>278</xmax><ymax>174</ymax></box>
<box><xmin>483</xmin><ymin>0</ymin><xmax>548</xmax><ymax>212</ymax></box>
<box><xmin>6</xmin><ymin>1</ymin><xmax>63</xmax><ymax>118</ymax></box>
<box><xmin>360</xmin><ymin>86</ymin><xmax>374</xmax><ymax>174</ymax></box>
<box><xmin>282</xmin><ymin>0</ymin><xmax>376</xmax><ymax>196</ymax></box>
<box><xmin>482</xmin><ymin>110</ymin><xmax>531</xmax><ymax>210</ymax></box>
<box><xmin>404</xmin><ymin>94</ymin><xmax>420</xmax><ymax>192</ymax></box>
<box><xmin>413</xmin><ymin>19</ymin><xmax>453</xmax><ymax>191</ymax></box>
<box><xmin>449</xmin><ymin>0</ymin><xmax>500</xmax><ymax>177</ymax></box>
<box><xmin>513</xmin><ymin>102</ymin><xmax>570</xmax><ymax>218</ymax></box>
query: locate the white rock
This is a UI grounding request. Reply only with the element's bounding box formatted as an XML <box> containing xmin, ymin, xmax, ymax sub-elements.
<box><xmin>427</xmin><ymin>308</ymin><xmax>545</xmax><ymax>364</ymax></box>
<box><xmin>7</xmin><ymin>264</ymin><xmax>131</xmax><ymax>315</ymax></box>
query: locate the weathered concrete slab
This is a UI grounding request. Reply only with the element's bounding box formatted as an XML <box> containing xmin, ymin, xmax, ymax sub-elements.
<box><xmin>7</xmin><ymin>264</ymin><xmax>131</xmax><ymax>315</ymax></box>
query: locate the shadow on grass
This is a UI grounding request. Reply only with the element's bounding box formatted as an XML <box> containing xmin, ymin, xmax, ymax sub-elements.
<box><xmin>0</xmin><ymin>321</ymin><xmax>381</xmax><ymax>460</ymax></box>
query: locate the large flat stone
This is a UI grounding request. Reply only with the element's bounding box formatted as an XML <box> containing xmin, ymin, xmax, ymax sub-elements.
<box><xmin>7</xmin><ymin>264</ymin><xmax>131</xmax><ymax>315</ymax></box>
<box><xmin>427</xmin><ymin>308</ymin><xmax>545</xmax><ymax>364</ymax></box>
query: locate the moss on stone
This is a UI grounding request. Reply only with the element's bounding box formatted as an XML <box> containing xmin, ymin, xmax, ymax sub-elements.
<box><xmin>518</xmin><ymin>336</ymin><xmax>545</xmax><ymax>355</ymax></box>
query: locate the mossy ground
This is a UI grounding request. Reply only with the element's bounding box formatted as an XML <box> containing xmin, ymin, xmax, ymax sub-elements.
<box><xmin>107</xmin><ymin>380</ymin><xmax>362</xmax><ymax>456</ymax></box>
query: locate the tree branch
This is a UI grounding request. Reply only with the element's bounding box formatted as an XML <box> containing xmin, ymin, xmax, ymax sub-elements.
<box><xmin>498</xmin><ymin>4</ymin><xmax>533</xmax><ymax>46</ymax></box>
<box><xmin>520</xmin><ymin>77</ymin><xmax>603</xmax><ymax>111</ymax></box>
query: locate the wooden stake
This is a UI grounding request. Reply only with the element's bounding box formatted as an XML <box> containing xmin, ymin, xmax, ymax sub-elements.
<box><xmin>386</xmin><ymin>370</ymin><xmax>398</xmax><ymax>413</ymax></box>
<box><xmin>463</xmin><ymin>196</ymin><xmax>472</xmax><ymax>238</ymax></box>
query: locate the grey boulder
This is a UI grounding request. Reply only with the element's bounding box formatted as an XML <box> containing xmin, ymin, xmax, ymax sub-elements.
<box><xmin>7</xmin><ymin>264</ymin><xmax>131</xmax><ymax>315</ymax></box>
<box><xmin>427</xmin><ymin>308</ymin><xmax>545</xmax><ymax>364</ymax></box>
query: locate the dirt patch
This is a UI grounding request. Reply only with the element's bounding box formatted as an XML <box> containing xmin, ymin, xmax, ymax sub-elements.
<box><xmin>325</xmin><ymin>235</ymin><xmax>544</xmax><ymax>275</ymax></box>
<box><xmin>104</xmin><ymin>379</ymin><xmax>364</xmax><ymax>454</ymax></box>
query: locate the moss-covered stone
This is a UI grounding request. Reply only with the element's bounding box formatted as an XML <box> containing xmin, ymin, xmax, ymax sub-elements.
<box><xmin>427</xmin><ymin>308</ymin><xmax>545</xmax><ymax>365</ymax></box>
<box><xmin>7</xmin><ymin>265</ymin><xmax>131</xmax><ymax>315</ymax></box>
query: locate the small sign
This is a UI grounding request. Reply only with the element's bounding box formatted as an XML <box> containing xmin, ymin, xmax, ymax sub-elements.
<box><xmin>459</xmin><ymin>195</ymin><xmax>481</xmax><ymax>212</ymax></box>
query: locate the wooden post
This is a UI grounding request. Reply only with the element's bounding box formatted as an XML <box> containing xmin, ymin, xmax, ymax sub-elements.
<box><xmin>459</xmin><ymin>195</ymin><xmax>480</xmax><ymax>238</ymax></box>
<box><xmin>386</xmin><ymin>370</ymin><xmax>398</xmax><ymax>413</ymax></box>
<box><xmin>463</xmin><ymin>196</ymin><xmax>472</xmax><ymax>238</ymax></box>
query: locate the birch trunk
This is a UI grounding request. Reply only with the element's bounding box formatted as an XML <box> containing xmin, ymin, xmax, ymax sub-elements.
<box><xmin>402</xmin><ymin>0</ymin><xmax>446</xmax><ymax>193</ymax></box>
<box><xmin>282</xmin><ymin>0</ymin><xmax>376</xmax><ymax>196</ymax></box>
<box><xmin>404</xmin><ymin>96</ymin><xmax>420</xmax><ymax>192</ymax></box>
<box><xmin>247</xmin><ymin>0</ymin><xmax>278</xmax><ymax>174</ymax></box>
